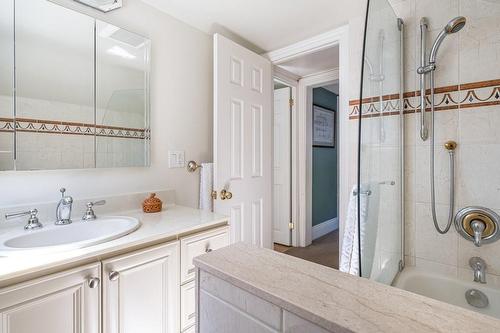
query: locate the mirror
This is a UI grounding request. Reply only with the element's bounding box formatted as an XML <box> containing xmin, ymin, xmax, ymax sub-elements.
<box><xmin>0</xmin><ymin>0</ymin><xmax>150</xmax><ymax>171</ymax></box>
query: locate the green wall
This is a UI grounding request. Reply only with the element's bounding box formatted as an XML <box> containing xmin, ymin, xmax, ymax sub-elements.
<box><xmin>312</xmin><ymin>87</ymin><xmax>337</xmax><ymax>226</ymax></box>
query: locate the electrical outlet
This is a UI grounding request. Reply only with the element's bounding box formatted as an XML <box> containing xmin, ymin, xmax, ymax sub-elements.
<box><xmin>168</xmin><ymin>150</ymin><xmax>185</xmax><ymax>168</ymax></box>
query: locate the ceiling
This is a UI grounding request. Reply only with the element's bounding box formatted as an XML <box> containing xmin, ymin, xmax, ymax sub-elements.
<box><xmin>277</xmin><ymin>45</ymin><xmax>339</xmax><ymax>77</ymax></box>
<box><xmin>322</xmin><ymin>83</ymin><xmax>339</xmax><ymax>95</ymax></box>
<box><xmin>140</xmin><ymin>0</ymin><xmax>365</xmax><ymax>52</ymax></box>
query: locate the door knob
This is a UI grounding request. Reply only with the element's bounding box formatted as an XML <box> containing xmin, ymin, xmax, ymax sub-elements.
<box><xmin>220</xmin><ymin>189</ymin><xmax>233</xmax><ymax>200</ymax></box>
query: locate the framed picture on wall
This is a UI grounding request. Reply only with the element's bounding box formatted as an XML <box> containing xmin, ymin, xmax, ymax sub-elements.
<box><xmin>312</xmin><ymin>105</ymin><xmax>335</xmax><ymax>148</ymax></box>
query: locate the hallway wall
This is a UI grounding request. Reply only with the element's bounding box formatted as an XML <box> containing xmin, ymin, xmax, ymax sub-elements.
<box><xmin>312</xmin><ymin>87</ymin><xmax>338</xmax><ymax>227</ymax></box>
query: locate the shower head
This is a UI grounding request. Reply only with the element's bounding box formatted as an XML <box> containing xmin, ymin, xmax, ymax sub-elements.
<box><xmin>445</xmin><ymin>16</ymin><xmax>467</xmax><ymax>33</ymax></box>
<box><xmin>429</xmin><ymin>16</ymin><xmax>466</xmax><ymax>64</ymax></box>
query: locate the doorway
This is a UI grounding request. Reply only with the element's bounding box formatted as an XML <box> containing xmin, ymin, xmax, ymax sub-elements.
<box><xmin>270</xmin><ymin>42</ymin><xmax>343</xmax><ymax>269</ymax></box>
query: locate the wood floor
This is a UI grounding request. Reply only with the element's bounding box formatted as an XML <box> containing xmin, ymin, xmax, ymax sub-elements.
<box><xmin>273</xmin><ymin>230</ymin><xmax>339</xmax><ymax>269</ymax></box>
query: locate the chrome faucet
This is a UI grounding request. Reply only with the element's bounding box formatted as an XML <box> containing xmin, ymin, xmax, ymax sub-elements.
<box><xmin>55</xmin><ymin>188</ymin><xmax>73</xmax><ymax>225</ymax></box>
<box><xmin>469</xmin><ymin>257</ymin><xmax>486</xmax><ymax>284</ymax></box>
<box><xmin>82</xmin><ymin>200</ymin><xmax>106</xmax><ymax>221</ymax></box>
<box><xmin>471</xmin><ymin>219</ymin><xmax>486</xmax><ymax>247</ymax></box>
<box><xmin>5</xmin><ymin>209</ymin><xmax>43</xmax><ymax>230</ymax></box>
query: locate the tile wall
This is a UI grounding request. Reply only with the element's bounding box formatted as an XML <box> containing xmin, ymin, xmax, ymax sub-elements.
<box><xmin>349</xmin><ymin>0</ymin><xmax>500</xmax><ymax>281</ymax></box>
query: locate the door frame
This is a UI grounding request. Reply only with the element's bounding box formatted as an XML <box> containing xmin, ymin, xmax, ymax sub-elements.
<box><xmin>265</xmin><ymin>25</ymin><xmax>350</xmax><ymax>248</ymax></box>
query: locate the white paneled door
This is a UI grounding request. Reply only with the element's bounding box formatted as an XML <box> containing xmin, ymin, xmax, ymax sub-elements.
<box><xmin>273</xmin><ymin>87</ymin><xmax>292</xmax><ymax>245</ymax></box>
<box><xmin>213</xmin><ymin>34</ymin><xmax>272</xmax><ymax>248</ymax></box>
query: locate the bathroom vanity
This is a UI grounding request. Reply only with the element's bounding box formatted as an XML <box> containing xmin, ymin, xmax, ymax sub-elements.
<box><xmin>0</xmin><ymin>204</ymin><xmax>229</xmax><ymax>333</ymax></box>
<box><xmin>194</xmin><ymin>243</ymin><xmax>500</xmax><ymax>333</ymax></box>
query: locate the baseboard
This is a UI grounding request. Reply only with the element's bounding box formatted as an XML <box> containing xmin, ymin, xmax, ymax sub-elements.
<box><xmin>312</xmin><ymin>217</ymin><xmax>339</xmax><ymax>240</ymax></box>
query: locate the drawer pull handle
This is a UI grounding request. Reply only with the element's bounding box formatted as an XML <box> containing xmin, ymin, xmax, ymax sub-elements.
<box><xmin>109</xmin><ymin>271</ymin><xmax>120</xmax><ymax>281</ymax></box>
<box><xmin>88</xmin><ymin>277</ymin><xmax>100</xmax><ymax>289</ymax></box>
<box><xmin>205</xmin><ymin>247</ymin><xmax>213</xmax><ymax>253</ymax></box>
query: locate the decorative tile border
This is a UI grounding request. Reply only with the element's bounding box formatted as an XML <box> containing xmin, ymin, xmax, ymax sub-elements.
<box><xmin>0</xmin><ymin>117</ymin><xmax>148</xmax><ymax>139</ymax></box>
<box><xmin>349</xmin><ymin>79</ymin><xmax>500</xmax><ymax>120</ymax></box>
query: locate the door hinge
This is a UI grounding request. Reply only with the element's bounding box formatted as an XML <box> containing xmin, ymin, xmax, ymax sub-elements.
<box><xmin>288</xmin><ymin>222</ymin><xmax>295</xmax><ymax>230</ymax></box>
<box><xmin>289</xmin><ymin>98</ymin><xmax>294</xmax><ymax>108</ymax></box>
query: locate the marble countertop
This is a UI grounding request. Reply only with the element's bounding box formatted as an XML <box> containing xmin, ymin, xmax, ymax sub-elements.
<box><xmin>194</xmin><ymin>243</ymin><xmax>500</xmax><ymax>333</ymax></box>
<box><xmin>0</xmin><ymin>205</ymin><xmax>228</xmax><ymax>287</ymax></box>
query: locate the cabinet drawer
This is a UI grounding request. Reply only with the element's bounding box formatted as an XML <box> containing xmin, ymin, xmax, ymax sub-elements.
<box><xmin>180</xmin><ymin>226</ymin><xmax>229</xmax><ymax>283</ymax></box>
<box><xmin>180</xmin><ymin>280</ymin><xmax>196</xmax><ymax>331</ymax></box>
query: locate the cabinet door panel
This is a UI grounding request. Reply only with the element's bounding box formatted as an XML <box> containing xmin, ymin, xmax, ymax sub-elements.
<box><xmin>180</xmin><ymin>281</ymin><xmax>196</xmax><ymax>331</ymax></box>
<box><xmin>103</xmin><ymin>241</ymin><xmax>179</xmax><ymax>333</ymax></box>
<box><xmin>0</xmin><ymin>263</ymin><xmax>101</xmax><ymax>333</ymax></box>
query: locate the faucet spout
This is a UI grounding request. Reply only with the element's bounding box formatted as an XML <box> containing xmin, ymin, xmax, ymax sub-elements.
<box><xmin>469</xmin><ymin>257</ymin><xmax>486</xmax><ymax>284</ymax></box>
<box><xmin>471</xmin><ymin>220</ymin><xmax>486</xmax><ymax>247</ymax></box>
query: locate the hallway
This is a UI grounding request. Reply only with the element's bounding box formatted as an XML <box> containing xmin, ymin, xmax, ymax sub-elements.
<box><xmin>274</xmin><ymin>230</ymin><xmax>339</xmax><ymax>269</ymax></box>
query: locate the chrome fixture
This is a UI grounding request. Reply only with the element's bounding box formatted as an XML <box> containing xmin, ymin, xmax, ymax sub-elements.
<box><xmin>465</xmin><ymin>289</ymin><xmax>489</xmax><ymax>308</ymax></box>
<box><xmin>82</xmin><ymin>200</ymin><xmax>107</xmax><ymax>221</ymax></box>
<box><xmin>87</xmin><ymin>277</ymin><xmax>100</xmax><ymax>289</ymax></box>
<box><xmin>418</xmin><ymin>18</ymin><xmax>429</xmax><ymax>141</ymax></box>
<box><xmin>454</xmin><ymin>206</ymin><xmax>500</xmax><ymax>247</ymax></box>
<box><xmin>469</xmin><ymin>257</ymin><xmax>487</xmax><ymax>284</ymax></box>
<box><xmin>56</xmin><ymin>188</ymin><xmax>73</xmax><ymax>225</ymax></box>
<box><xmin>5</xmin><ymin>209</ymin><xmax>43</xmax><ymax>230</ymax></box>
<box><xmin>186</xmin><ymin>160</ymin><xmax>202</xmax><ymax>172</ymax></box>
<box><xmin>417</xmin><ymin>16</ymin><xmax>466</xmax><ymax>234</ymax></box>
<box><xmin>74</xmin><ymin>0</ymin><xmax>122</xmax><ymax>12</ymax></box>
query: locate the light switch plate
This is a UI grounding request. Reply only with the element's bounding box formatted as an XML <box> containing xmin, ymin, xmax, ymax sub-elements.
<box><xmin>168</xmin><ymin>150</ymin><xmax>185</xmax><ymax>168</ymax></box>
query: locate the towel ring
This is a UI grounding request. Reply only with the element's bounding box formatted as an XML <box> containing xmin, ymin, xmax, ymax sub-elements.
<box><xmin>187</xmin><ymin>160</ymin><xmax>202</xmax><ymax>172</ymax></box>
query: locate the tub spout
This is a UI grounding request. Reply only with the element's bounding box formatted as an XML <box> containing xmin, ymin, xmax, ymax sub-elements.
<box><xmin>469</xmin><ymin>257</ymin><xmax>486</xmax><ymax>284</ymax></box>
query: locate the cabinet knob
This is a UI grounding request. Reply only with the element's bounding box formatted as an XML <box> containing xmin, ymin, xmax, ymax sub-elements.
<box><xmin>206</xmin><ymin>248</ymin><xmax>213</xmax><ymax>253</ymax></box>
<box><xmin>88</xmin><ymin>277</ymin><xmax>100</xmax><ymax>289</ymax></box>
<box><xmin>109</xmin><ymin>271</ymin><xmax>120</xmax><ymax>281</ymax></box>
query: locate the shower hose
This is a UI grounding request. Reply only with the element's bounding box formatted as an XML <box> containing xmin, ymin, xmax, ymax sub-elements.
<box><xmin>429</xmin><ymin>70</ymin><xmax>455</xmax><ymax>234</ymax></box>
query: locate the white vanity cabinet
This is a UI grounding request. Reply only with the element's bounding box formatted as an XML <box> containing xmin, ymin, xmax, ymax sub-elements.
<box><xmin>0</xmin><ymin>224</ymin><xmax>230</xmax><ymax>333</ymax></box>
<box><xmin>103</xmin><ymin>241</ymin><xmax>180</xmax><ymax>333</ymax></box>
<box><xmin>180</xmin><ymin>226</ymin><xmax>230</xmax><ymax>332</ymax></box>
<box><xmin>0</xmin><ymin>263</ymin><xmax>101</xmax><ymax>333</ymax></box>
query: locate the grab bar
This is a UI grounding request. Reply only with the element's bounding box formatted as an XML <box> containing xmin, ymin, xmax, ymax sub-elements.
<box><xmin>353</xmin><ymin>190</ymin><xmax>372</xmax><ymax>196</ymax></box>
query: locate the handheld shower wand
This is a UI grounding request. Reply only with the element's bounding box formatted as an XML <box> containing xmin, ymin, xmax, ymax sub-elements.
<box><xmin>417</xmin><ymin>16</ymin><xmax>466</xmax><ymax>234</ymax></box>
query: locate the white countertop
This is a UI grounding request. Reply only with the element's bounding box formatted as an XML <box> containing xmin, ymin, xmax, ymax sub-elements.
<box><xmin>0</xmin><ymin>205</ymin><xmax>228</xmax><ymax>287</ymax></box>
<box><xmin>194</xmin><ymin>243</ymin><xmax>500</xmax><ymax>333</ymax></box>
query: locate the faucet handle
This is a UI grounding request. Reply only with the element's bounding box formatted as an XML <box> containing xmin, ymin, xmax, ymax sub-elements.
<box><xmin>88</xmin><ymin>200</ymin><xmax>106</xmax><ymax>208</ymax></box>
<box><xmin>471</xmin><ymin>220</ymin><xmax>486</xmax><ymax>247</ymax></box>
<box><xmin>82</xmin><ymin>200</ymin><xmax>106</xmax><ymax>221</ymax></box>
<box><xmin>5</xmin><ymin>209</ymin><xmax>43</xmax><ymax>230</ymax></box>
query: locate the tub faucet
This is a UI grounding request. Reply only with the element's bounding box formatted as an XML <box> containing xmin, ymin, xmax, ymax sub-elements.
<box><xmin>55</xmin><ymin>188</ymin><xmax>73</xmax><ymax>225</ymax></box>
<box><xmin>469</xmin><ymin>257</ymin><xmax>486</xmax><ymax>284</ymax></box>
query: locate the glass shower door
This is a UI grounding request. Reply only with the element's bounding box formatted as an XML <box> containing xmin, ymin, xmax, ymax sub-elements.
<box><xmin>357</xmin><ymin>0</ymin><xmax>403</xmax><ymax>284</ymax></box>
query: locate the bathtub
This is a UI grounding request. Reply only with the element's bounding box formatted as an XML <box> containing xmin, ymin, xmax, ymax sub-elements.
<box><xmin>394</xmin><ymin>266</ymin><xmax>500</xmax><ymax>319</ymax></box>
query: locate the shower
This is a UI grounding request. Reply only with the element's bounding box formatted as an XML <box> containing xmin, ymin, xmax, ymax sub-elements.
<box><xmin>417</xmin><ymin>16</ymin><xmax>466</xmax><ymax>234</ymax></box>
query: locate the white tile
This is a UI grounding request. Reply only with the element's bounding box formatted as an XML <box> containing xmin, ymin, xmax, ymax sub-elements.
<box><xmin>415</xmin><ymin>257</ymin><xmax>458</xmax><ymax>277</ymax></box>
<box><xmin>414</xmin><ymin>144</ymin><xmax>456</xmax><ymax>205</ymax></box>
<box><xmin>459</xmin><ymin>107</ymin><xmax>500</xmax><ymax>145</ymax></box>
<box><xmin>415</xmin><ymin>0</ymin><xmax>459</xmax><ymax>32</ymax></box>
<box><xmin>415</xmin><ymin>202</ymin><xmax>458</xmax><ymax>266</ymax></box>
<box><xmin>459</xmin><ymin>0</ymin><xmax>500</xmax><ymax>83</ymax></box>
<box><xmin>458</xmin><ymin>144</ymin><xmax>500</xmax><ymax>210</ymax></box>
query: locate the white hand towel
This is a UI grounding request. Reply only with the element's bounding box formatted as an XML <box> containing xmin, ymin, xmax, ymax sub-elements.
<box><xmin>199</xmin><ymin>163</ymin><xmax>214</xmax><ymax>211</ymax></box>
<box><xmin>340</xmin><ymin>185</ymin><xmax>369</xmax><ymax>275</ymax></box>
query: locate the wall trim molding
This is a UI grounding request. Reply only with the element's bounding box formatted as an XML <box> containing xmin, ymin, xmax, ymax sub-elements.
<box><xmin>264</xmin><ymin>26</ymin><xmax>347</xmax><ymax>65</ymax></box>
<box><xmin>312</xmin><ymin>217</ymin><xmax>339</xmax><ymax>240</ymax></box>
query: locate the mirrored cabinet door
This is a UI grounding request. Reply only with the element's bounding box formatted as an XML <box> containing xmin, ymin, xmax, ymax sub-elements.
<box><xmin>0</xmin><ymin>0</ymin><xmax>14</xmax><ymax>171</ymax></box>
<box><xmin>15</xmin><ymin>0</ymin><xmax>95</xmax><ymax>170</ymax></box>
<box><xmin>0</xmin><ymin>0</ymin><xmax>151</xmax><ymax>171</ymax></box>
<box><xmin>96</xmin><ymin>21</ymin><xmax>150</xmax><ymax>168</ymax></box>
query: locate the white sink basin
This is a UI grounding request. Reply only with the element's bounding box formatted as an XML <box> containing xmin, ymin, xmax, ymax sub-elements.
<box><xmin>0</xmin><ymin>216</ymin><xmax>140</xmax><ymax>255</ymax></box>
